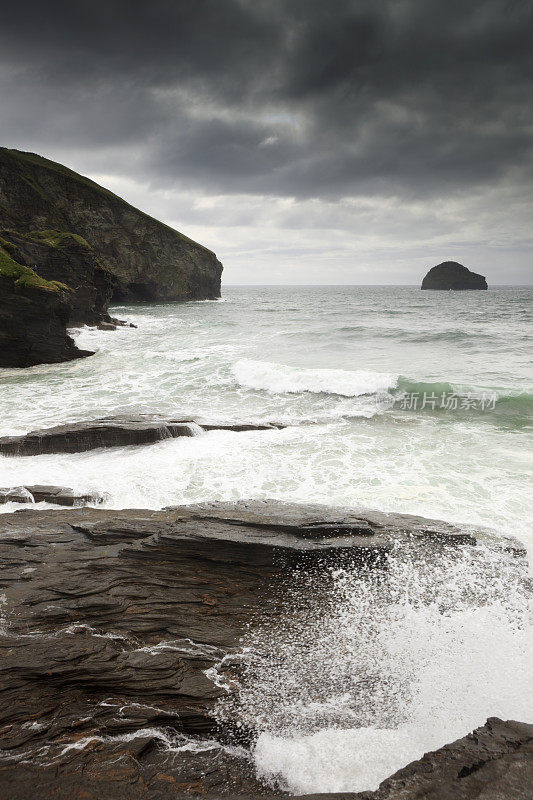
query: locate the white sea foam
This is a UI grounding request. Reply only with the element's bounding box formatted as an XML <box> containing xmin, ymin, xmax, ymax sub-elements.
<box><xmin>217</xmin><ymin>544</ymin><xmax>532</xmax><ymax>794</ymax></box>
<box><xmin>232</xmin><ymin>359</ymin><xmax>398</xmax><ymax>397</ymax></box>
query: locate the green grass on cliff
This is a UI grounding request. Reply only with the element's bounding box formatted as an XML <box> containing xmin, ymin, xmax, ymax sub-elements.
<box><xmin>0</xmin><ymin>245</ymin><xmax>70</xmax><ymax>294</ymax></box>
<box><xmin>12</xmin><ymin>228</ymin><xmax>91</xmax><ymax>250</ymax></box>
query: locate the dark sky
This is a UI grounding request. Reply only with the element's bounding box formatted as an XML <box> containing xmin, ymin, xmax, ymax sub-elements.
<box><xmin>1</xmin><ymin>0</ymin><xmax>532</xmax><ymax>283</ymax></box>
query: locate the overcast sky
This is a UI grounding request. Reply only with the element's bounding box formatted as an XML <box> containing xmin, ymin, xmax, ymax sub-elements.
<box><xmin>1</xmin><ymin>0</ymin><xmax>531</xmax><ymax>284</ymax></box>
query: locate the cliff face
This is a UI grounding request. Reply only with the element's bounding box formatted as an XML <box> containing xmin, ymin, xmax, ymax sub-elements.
<box><xmin>0</xmin><ymin>229</ymin><xmax>115</xmax><ymax>324</ymax></box>
<box><xmin>421</xmin><ymin>261</ymin><xmax>488</xmax><ymax>290</ymax></box>
<box><xmin>0</xmin><ymin>148</ymin><xmax>223</xmax><ymax>319</ymax></box>
<box><xmin>0</xmin><ymin>245</ymin><xmax>93</xmax><ymax>368</ymax></box>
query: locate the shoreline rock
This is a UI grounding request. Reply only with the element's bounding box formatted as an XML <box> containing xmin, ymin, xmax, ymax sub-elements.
<box><xmin>269</xmin><ymin>718</ymin><xmax>533</xmax><ymax>800</ymax></box>
<box><xmin>338</xmin><ymin>717</ymin><xmax>533</xmax><ymax>800</ymax></box>
<box><xmin>0</xmin><ymin>501</ymin><xmax>527</xmax><ymax>798</ymax></box>
<box><xmin>421</xmin><ymin>261</ymin><xmax>488</xmax><ymax>290</ymax></box>
<box><xmin>0</xmin><ymin>415</ymin><xmax>287</xmax><ymax>457</ymax></box>
<box><xmin>0</xmin><ymin>484</ymin><xmax>106</xmax><ymax>506</ymax></box>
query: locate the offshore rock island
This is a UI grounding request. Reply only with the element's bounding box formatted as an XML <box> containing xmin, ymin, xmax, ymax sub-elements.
<box><xmin>421</xmin><ymin>261</ymin><xmax>488</xmax><ymax>290</ymax></box>
<box><xmin>0</xmin><ymin>147</ymin><xmax>223</xmax><ymax>367</ymax></box>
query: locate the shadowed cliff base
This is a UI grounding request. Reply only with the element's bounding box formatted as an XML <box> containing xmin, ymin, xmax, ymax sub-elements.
<box><xmin>0</xmin><ymin>245</ymin><xmax>93</xmax><ymax>367</ymax></box>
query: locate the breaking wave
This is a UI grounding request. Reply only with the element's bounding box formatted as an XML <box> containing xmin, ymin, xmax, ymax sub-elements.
<box><xmin>230</xmin><ymin>360</ymin><xmax>532</xmax><ymax>424</ymax></box>
<box><xmin>232</xmin><ymin>359</ymin><xmax>397</xmax><ymax>397</ymax></box>
<box><xmin>216</xmin><ymin>542</ymin><xmax>533</xmax><ymax>794</ymax></box>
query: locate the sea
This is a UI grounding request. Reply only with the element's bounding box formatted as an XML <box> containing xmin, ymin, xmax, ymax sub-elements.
<box><xmin>0</xmin><ymin>285</ymin><xmax>531</xmax><ymax>793</ymax></box>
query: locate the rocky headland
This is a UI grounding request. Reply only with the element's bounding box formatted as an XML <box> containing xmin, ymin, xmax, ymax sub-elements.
<box><xmin>421</xmin><ymin>261</ymin><xmax>488</xmax><ymax>290</ymax></box>
<box><xmin>0</xmin><ymin>246</ymin><xmax>94</xmax><ymax>367</ymax></box>
<box><xmin>0</xmin><ymin>499</ymin><xmax>529</xmax><ymax>799</ymax></box>
<box><xmin>0</xmin><ymin>147</ymin><xmax>223</xmax><ymax>368</ymax></box>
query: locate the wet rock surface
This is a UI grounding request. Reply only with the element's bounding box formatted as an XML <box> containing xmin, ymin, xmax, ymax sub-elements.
<box><xmin>0</xmin><ymin>484</ymin><xmax>106</xmax><ymax>506</ymax></box>
<box><xmin>0</xmin><ymin>415</ymin><xmax>287</xmax><ymax>456</ymax></box>
<box><xmin>0</xmin><ymin>500</ymin><xmax>496</xmax><ymax>799</ymax></box>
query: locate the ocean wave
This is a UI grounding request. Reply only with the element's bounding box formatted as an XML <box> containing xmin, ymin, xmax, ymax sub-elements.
<box><xmin>231</xmin><ymin>360</ymin><xmax>397</xmax><ymax>397</ymax></box>
<box><xmin>229</xmin><ymin>361</ymin><xmax>532</xmax><ymax>422</ymax></box>
<box><xmin>396</xmin><ymin>378</ymin><xmax>533</xmax><ymax>417</ymax></box>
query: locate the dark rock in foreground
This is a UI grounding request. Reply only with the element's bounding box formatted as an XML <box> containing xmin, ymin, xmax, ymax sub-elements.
<box><xmin>0</xmin><ymin>415</ymin><xmax>287</xmax><ymax>456</ymax></box>
<box><xmin>421</xmin><ymin>261</ymin><xmax>488</xmax><ymax>290</ymax></box>
<box><xmin>0</xmin><ymin>484</ymin><xmax>106</xmax><ymax>506</ymax></box>
<box><xmin>0</xmin><ymin>500</ymin><xmax>498</xmax><ymax>799</ymax></box>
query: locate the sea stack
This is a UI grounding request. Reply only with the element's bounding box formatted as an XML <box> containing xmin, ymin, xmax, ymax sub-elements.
<box><xmin>421</xmin><ymin>261</ymin><xmax>488</xmax><ymax>290</ymax></box>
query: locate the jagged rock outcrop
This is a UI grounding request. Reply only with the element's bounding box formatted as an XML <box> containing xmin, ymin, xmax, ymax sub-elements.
<box><xmin>0</xmin><ymin>147</ymin><xmax>223</xmax><ymax>318</ymax></box>
<box><xmin>0</xmin><ymin>147</ymin><xmax>222</xmax><ymax>367</ymax></box>
<box><xmin>0</xmin><ymin>414</ymin><xmax>286</xmax><ymax>456</ymax></box>
<box><xmin>421</xmin><ymin>261</ymin><xmax>488</xmax><ymax>290</ymax></box>
<box><xmin>0</xmin><ymin>245</ymin><xmax>93</xmax><ymax>367</ymax></box>
<box><xmin>0</xmin><ymin>501</ymin><xmax>505</xmax><ymax>799</ymax></box>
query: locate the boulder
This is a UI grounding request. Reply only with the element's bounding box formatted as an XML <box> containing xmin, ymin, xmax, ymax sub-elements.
<box><xmin>421</xmin><ymin>261</ymin><xmax>488</xmax><ymax>290</ymax></box>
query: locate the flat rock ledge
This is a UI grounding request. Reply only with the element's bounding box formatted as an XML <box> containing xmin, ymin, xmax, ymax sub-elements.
<box><xmin>0</xmin><ymin>414</ymin><xmax>287</xmax><ymax>456</ymax></box>
<box><xmin>0</xmin><ymin>484</ymin><xmax>107</xmax><ymax>506</ymax></box>
<box><xmin>0</xmin><ymin>500</ymin><xmax>527</xmax><ymax>799</ymax></box>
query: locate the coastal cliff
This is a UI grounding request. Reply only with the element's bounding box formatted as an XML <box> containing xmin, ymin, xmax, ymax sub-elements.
<box><xmin>0</xmin><ymin>147</ymin><xmax>223</xmax><ymax>367</ymax></box>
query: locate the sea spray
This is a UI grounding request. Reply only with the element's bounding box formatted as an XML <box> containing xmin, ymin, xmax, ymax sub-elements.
<box><xmin>214</xmin><ymin>541</ymin><xmax>532</xmax><ymax>794</ymax></box>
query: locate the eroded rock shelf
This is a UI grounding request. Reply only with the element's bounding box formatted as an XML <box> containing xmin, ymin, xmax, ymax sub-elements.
<box><xmin>1</xmin><ymin>500</ymin><xmax>522</xmax><ymax>799</ymax></box>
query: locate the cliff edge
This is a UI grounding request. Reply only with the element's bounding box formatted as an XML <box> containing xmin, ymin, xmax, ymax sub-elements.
<box><xmin>0</xmin><ymin>147</ymin><xmax>222</xmax><ymax>317</ymax></box>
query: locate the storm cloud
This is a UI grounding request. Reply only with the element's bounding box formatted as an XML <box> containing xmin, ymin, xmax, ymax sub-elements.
<box><xmin>1</xmin><ymin>0</ymin><xmax>531</xmax><ymax>283</ymax></box>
